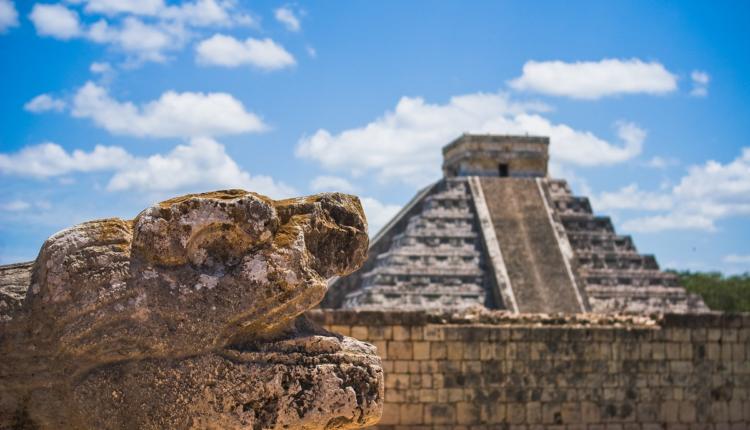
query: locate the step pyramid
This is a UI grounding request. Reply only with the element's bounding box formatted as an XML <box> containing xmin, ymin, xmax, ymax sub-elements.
<box><xmin>324</xmin><ymin>134</ymin><xmax>708</xmax><ymax>313</ymax></box>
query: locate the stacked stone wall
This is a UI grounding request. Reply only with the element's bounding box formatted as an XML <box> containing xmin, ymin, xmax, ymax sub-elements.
<box><xmin>308</xmin><ymin>310</ymin><xmax>750</xmax><ymax>429</ymax></box>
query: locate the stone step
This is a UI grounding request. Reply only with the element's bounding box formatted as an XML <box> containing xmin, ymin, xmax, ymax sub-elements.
<box><xmin>375</xmin><ymin>253</ymin><xmax>480</xmax><ymax>266</ymax></box>
<box><xmin>582</xmin><ymin>269</ymin><xmax>680</xmax><ymax>287</ymax></box>
<box><xmin>392</xmin><ymin>230</ymin><xmax>478</xmax><ymax>241</ymax></box>
<box><xmin>546</xmin><ymin>179</ymin><xmax>572</xmax><ymax>196</ymax></box>
<box><xmin>560</xmin><ymin>215</ymin><xmax>615</xmax><ymax>233</ymax></box>
<box><xmin>566</xmin><ymin>232</ymin><xmax>637</xmax><ymax>253</ymax></box>
<box><xmin>480</xmin><ymin>177</ymin><xmax>584</xmax><ymax>313</ymax></box>
<box><xmin>363</xmin><ymin>265</ymin><xmax>484</xmax><ymax>278</ymax></box>
<box><xmin>550</xmin><ymin>196</ymin><xmax>593</xmax><ymax>216</ymax></box>
<box><xmin>576</xmin><ymin>253</ymin><xmax>659</xmax><ymax>271</ymax></box>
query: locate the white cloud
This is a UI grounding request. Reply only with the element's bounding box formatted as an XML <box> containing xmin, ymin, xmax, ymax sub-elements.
<box><xmin>606</xmin><ymin>147</ymin><xmax>750</xmax><ymax>233</ymax></box>
<box><xmin>592</xmin><ymin>183</ymin><xmax>673</xmax><ymax>212</ymax></box>
<box><xmin>24</xmin><ymin>94</ymin><xmax>67</xmax><ymax>113</ymax></box>
<box><xmin>645</xmin><ymin>156</ymin><xmax>679</xmax><ymax>169</ymax></box>
<box><xmin>0</xmin><ymin>0</ymin><xmax>19</xmax><ymax>33</ymax></box>
<box><xmin>723</xmin><ymin>254</ymin><xmax>750</xmax><ymax>264</ymax></box>
<box><xmin>0</xmin><ymin>200</ymin><xmax>31</xmax><ymax>212</ymax></box>
<box><xmin>196</xmin><ymin>34</ymin><xmax>296</xmax><ymax>70</ymax></box>
<box><xmin>81</xmin><ymin>0</ymin><xmax>164</xmax><ymax>16</ymax></box>
<box><xmin>306</xmin><ymin>45</ymin><xmax>316</xmax><ymax>58</ymax></box>
<box><xmin>622</xmin><ymin>213</ymin><xmax>715</xmax><ymax>233</ymax></box>
<box><xmin>29</xmin><ymin>4</ymin><xmax>82</xmax><ymax>39</ymax></box>
<box><xmin>310</xmin><ymin>175</ymin><xmax>357</xmax><ymax>193</ymax></box>
<box><xmin>29</xmin><ymin>1</ymin><xmax>253</xmax><ymax>64</ymax></box>
<box><xmin>274</xmin><ymin>6</ymin><xmax>300</xmax><ymax>32</ymax></box>
<box><xmin>296</xmin><ymin>92</ymin><xmax>643</xmax><ymax>187</ymax></box>
<box><xmin>691</xmin><ymin>70</ymin><xmax>710</xmax><ymax>85</ymax></box>
<box><xmin>690</xmin><ymin>70</ymin><xmax>710</xmax><ymax>97</ymax></box>
<box><xmin>107</xmin><ymin>137</ymin><xmax>294</xmax><ymax>197</ymax></box>
<box><xmin>71</xmin><ymin>81</ymin><xmax>267</xmax><ymax>138</ymax></box>
<box><xmin>0</xmin><ymin>141</ymin><xmax>133</xmax><ymax>178</ymax></box>
<box><xmin>508</xmin><ymin>59</ymin><xmax>678</xmax><ymax>99</ymax></box>
<box><xmin>90</xmin><ymin>61</ymin><xmax>112</xmax><ymax>73</ymax></box>
<box><xmin>360</xmin><ymin>197</ymin><xmax>401</xmax><ymax>237</ymax></box>
<box><xmin>0</xmin><ymin>138</ymin><xmax>294</xmax><ymax>198</ymax></box>
<box><xmin>87</xmin><ymin>17</ymin><xmax>188</xmax><ymax>63</ymax></box>
<box><xmin>78</xmin><ymin>0</ymin><xmax>253</xmax><ymax>27</ymax></box>
<box><xmin>0</xmin><ymin>200</ymin><xmax>51</xmax><ymax>212</ymax></box>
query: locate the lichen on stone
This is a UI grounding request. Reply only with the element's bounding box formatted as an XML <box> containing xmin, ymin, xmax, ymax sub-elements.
<box><xmin>0</xmin><ymin>190</ymin><xmax>381</xmax><ymax>430</ymax></box>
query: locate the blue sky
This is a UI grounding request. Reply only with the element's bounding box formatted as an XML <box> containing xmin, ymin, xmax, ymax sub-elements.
<box><xmin>0</xmin><ymin>0</ymin><xmax>749</xmax><ymax>274</ymax></box>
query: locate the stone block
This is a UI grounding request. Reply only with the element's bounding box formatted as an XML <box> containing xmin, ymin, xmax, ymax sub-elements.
<box><xmin>447</xmin><ymin>341</ymin><xmax>464</xmax><ymax>360</ymax></box>
<box><xmin>660</xmin><ymin>400</ymin><xmax>680</xmax><ymax>423</ymax></box>
<box><xmin>373</xmin><ymin>340</ymin><xmax>388</xmax><ymax>359</ymax></box>
<box><xmin>456</xmin><ymin>401</ymin><xmax>480</xmax><ymax>425</ymax></box>
<box><xmin>350</xmin><ymin>325</ymin><xmax>368</xmax><ymax>340</ymax></box>
<box><xmin>678</xmin><ymin>402</ymin><xmax>696</xmax><ymax>423</ymax></box>
<box><xmin>400</xmin><ymin>403</ymin><xmax>424</xmax><ymax>425</ymax></box>
<box><xmin>526</xmin><ymin>401</ymin><xmax>542</xmax><ymax>424</ymax></box>
<box><xmin>425</xmin><ymin>404</ymin><xmax>456</xmax><ymax>425</ymax></box>
<box><xmin>388</xmin><ymin>341</ymin><xmax>413</xmax><ymax>360</ymax></box>
<box><xmin>394</xmin><ymin>360</ymin><xmax>409</xmax><ymax>373</ymax></box>
<box><xmin>423</xmin><ymin>325</ymin><xmax>444</xmax><ymax>341</ymax></box>
<box><xmin>330</xmin><ymin>324</ymin><xmax>351</xmax><ymax>337</ymax></box>
<box><xmin>413</xmin><ymin>341</ymin><xmax>430</xmax><ymax>360</ymax></box>
<box><xmin>508</xmin><ymin>403</ymin><xmax>526</xmax><ymax>424</ymax></box>
<box><xmin>431</xmin><ymin>342</ymin><xmax>448</xmax><ymax>359</ymax></box>
<box><xmin>379</xmin><ymin>402</ymin><xmax>400</xmax><ymax>425</ymax></box>
<box><xmin>393</xmin><ymin>326</ymin><xmax>410</xmax><ymax>341</ymax></box>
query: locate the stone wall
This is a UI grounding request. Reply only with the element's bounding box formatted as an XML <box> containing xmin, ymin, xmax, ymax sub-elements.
<box><xmin>308</xmin><ymin>310</ymin><xmax>750</xmax><ymax>429</ymax></box>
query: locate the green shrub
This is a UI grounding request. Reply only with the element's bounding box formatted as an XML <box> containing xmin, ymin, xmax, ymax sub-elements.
<box><xmin>670</xmin><ymin>271</ymin><xmax>750</xmax><ymax>312</ymax></box>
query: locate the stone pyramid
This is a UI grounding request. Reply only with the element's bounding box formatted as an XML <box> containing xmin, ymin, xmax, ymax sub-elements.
<box><xmin>324</xmin><ymin>134</ymin><xmax>708</xmax><ymax>313</ymax></box>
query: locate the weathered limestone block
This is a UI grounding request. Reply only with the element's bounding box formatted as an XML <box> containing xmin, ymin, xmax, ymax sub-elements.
<box><xmin>0</xmin><ymin>190</ymin><xmax>382</xmax><ymax>429</ymax></box>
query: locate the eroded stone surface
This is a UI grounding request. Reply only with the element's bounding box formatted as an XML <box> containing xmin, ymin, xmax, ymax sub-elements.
<box><xmin>0</xmin><ymin>190</ymin><xmax>381</xmax><ymax>430</ymax></box>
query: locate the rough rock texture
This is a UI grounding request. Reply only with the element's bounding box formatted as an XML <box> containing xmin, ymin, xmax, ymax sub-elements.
<box><xmin>0</xmin><ymin>190</ymin><xmax>383</xmax><ymax>430</ymax></box>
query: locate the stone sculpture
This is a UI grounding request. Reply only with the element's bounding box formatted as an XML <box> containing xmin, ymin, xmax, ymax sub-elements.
<box><xmin>0</xmin><ymin>190</ymin><xmax>383</xmax><ymax>430</ymax></box>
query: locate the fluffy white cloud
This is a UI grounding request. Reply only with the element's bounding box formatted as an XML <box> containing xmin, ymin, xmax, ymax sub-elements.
<box><xmin>690</xmin><ymin>70</ymin><xmax>710</xmax><ymax>97</ymax></box>
<box><xmin>508</xmin><ymin>59</ymin><xmax>678</xmax><ymax>99</ymax></box>
<box><xmin>296</xmin><ymin>92</ymin><xmax>643</xmax><ymax>186</ymax></box>
<box><xmin>0</xmin><ymin>141</ymin><xmax>133</xmax><ymax>177</ymax></box>
<box><xmin>360</xmin><ymin>197</ymin><xmax>401</xmax><ymax>237</ymax></box>
<box><xmin>81</xmin><ymin>0</ymin><xmax>164</xmax><ymax>16</ymax></box>
<box><xmin>88</xmin><ymin>16</ymin><xmax>188</xmax><ymax>63</ymax></box>
<box><xmin>604</xmin><ymin>147</ymin><xmax>750</xmax><ymax>233</ymax></box>
<box><xmin>274</xmin><ymin>6</ymin><xmax>300</xmax><ymax>32</ymax></box>
<box><xmin>24</xmin><ymin>94</ymin><xmax>67</xmax><ymax>113</ymax></box>
<box><xmin>0</xmin><ymin>138</ymin><xmax>294</xmax><ymax>198</ymax></box>
<box><xmin>310</xmin><ymin>175</ymin><xmax>357</xmax><ymax>193</ymax></box>
<box><xmin>196</xmin><ymin>34</ymin><xmax>295</xmax><ymax>70</ymax></box>
<box><xmin>77</xmin><ymin>0</ymin><xmax>252</xmax><ymax>27</ymax></box>
<box><xmin>107</xmin><ymin>137</ymin><xmax>294</xmax><ymax>196</ymax></box>
<box><xmin>29</xmin><ymin>4</ymin><xmax>82</xmax><ymax>39</ymax></box>
<box><xmin>0</xmin><ymin>0</ymin><xmax>19</xmax><ymax>33</ymax></box>
<box><xmin>71</xmin><ymin>81</ymin><xmax>266</xmax><ymax>138</ymax></box>
<box><xmin>29</xmin><ymin>1</ymin><xmax>253</xmax><ymax>64</ymax></box>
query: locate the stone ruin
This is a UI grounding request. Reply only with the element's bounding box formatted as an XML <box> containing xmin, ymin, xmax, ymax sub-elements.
<box><xmin>0</xmin><ymin>190</ymin><xmax>383</xmax><ymax>429</ymax></box>
<box><xmin>326</xmin><ymin>134</ymin><xmax>708</xmax><ymax>314</ymax></box>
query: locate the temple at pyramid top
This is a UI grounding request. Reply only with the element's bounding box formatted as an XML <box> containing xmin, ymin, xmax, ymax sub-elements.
<box><xmin>442</xmin><ymin>134</ymin><xmax>549</xmax><ymax>178</ymax></box>
<box><xmin>324</xmin><ymin>134</ymin><xmax>708</xmax><ymax>314</ymax></box>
